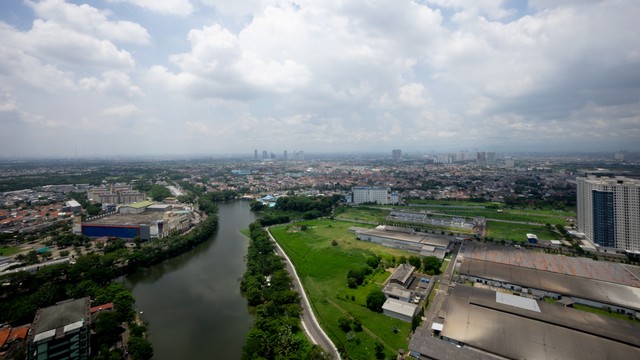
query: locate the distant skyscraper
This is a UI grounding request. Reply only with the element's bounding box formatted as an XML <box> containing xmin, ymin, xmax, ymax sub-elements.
<box><xmin>392</xmin><ymin>149</ymin><xmax>402</xmax><ymax>161</ymax></box>
<box><xmin>295</xmin><ymin>151</ymin><xmax>304</xmax><ymax>161</ymax></box>
<box><xmin>262</xmin><ymin>150</ymin><xmax>268</xmax><ymax>160</ymax></box>
<box><xmin>504</xmin><ymin>158</ymin><xmax>515</xmax><ymax>168</ymax></box>
<box><xmin>254</xmin><ymin>149</ymin><xmax>258</xmax><ymax>160</ymax></box>
<box><xmin>283</xmin><ymin>150</ymin><xmax>288</xmax><ymax>161</ymax></box>
<box><xmin>476</xmin><ymin>152</ymin><xmax>487</xmax><ymax>167</ymax></box>
<box><xmin>577</xmin><ymin>176</ymin><xmax>640</xmax><ymax>252</ymax></box>
<box><xmin>486</xmin><ymin>152</ymin><xmax>496</xmax><ymax>167</ymax></box>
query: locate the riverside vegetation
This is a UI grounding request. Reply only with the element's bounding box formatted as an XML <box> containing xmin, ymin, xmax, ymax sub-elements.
<box><xmin>0</xmin><ymin>192</ymin><xmax>225</xmax><ymax>359</ymax></box>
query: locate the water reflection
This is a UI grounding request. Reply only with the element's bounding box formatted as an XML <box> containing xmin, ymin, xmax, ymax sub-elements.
<box><xmin>124</xmin><ymin>201</ymin><xmax>256</xmax><ymax>360</ymax></box>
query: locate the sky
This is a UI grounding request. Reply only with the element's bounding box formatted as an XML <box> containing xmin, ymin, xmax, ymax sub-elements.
<box><xmin>0</xmin><ymin>0</ymin><xmax>639</xmax><ymax>157</ymax></box>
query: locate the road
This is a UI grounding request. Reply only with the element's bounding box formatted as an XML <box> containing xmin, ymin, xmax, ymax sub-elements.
<box><xmin>266</xmin><ymin>227</ymin><xmax>341</xmax><ymax>360</ymax></box>
<box><xmin>423</xmin><ymin>242</ymin><xmax>460</xmax><ymax>330</ymax></box>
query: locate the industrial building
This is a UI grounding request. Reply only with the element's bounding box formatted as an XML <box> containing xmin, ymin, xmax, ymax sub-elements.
<box><xmin>76</xmin><ymin>206</ymin><xmax>192</xmax><ymax>241</ymax></box>
<box><xmin>383</xmin><ymin>264</ymin><xmax>416</xmax><ymax>302</ymax></box>
<box><xmin>459</xmin><ymin>243</ymin><xmax>640</xmax><ymax>317</ymax></box>
<box><xmin>577</xmin><ymin>176</ymin><xmax>640</xmax><ymax>253</ymax></box>
<box><xmin>352</xmin><ymin>225</ymin><xmax>450</xmax><ymax>259</ymax></box>
<box><xmin>382</xmin><ymin>298</ymin><xmax>418</xmax><ymax>322</ymax></box>
<box><xmin>28</xmin><ymin>298</ymin><xmax>91</xmax><ymax>360</ymax></box>
<box><xmin>118</xmin><ymin>201</ymin><xmax>155</xmax><ymax>214</ymax></box>
<box><xmin>62</xmin><ymin>200</ymin><xmax>82</xmax><ymax>214</ymax></box>
<box><xmin>416</xmin><ymin>285</ymin><xmax>640</xmax><ymax>360</ymax></box>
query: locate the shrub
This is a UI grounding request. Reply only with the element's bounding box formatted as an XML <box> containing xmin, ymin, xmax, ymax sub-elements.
<box><xmin>338</xmin><ymin>317</ymin><xmax>351</xmax><ymax>332</ymax></box>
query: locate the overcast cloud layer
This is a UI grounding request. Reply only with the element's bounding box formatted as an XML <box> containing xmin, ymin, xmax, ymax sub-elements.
<box><xmin>1</xmin><ymin>0</ymin><xmax>639</xmax><ymax>157</ymax></box>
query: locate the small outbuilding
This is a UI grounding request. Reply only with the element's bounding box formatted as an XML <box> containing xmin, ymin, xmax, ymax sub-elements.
<box><xmin>382</xmin><ymin>298</ymin><xmax>419</xmax><ymax>322</ymax></box>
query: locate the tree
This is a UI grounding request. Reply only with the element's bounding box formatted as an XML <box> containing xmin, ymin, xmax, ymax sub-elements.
<box><xmin>374</xmin><ymin>341</ymin><xmax>385</xmax><ymax>359</ymax></box>
<box><xmin>408</xmin><ymin>256</ymin><xmax>421</xmax><ymax>269</ymax></box>
<box><xmin>366</xmin><ymin>255</ymin><xmax>381</xmax><ymax>269</ymax></box>
<box><xmin>366</xmin><ymin>290</ymin><xmax>386</xmax><ymax>312</ymax></box>
<box><xmin>94</xmin><ymin>311</ymin><xmax>124</xmax><ymax>349</ymax></box>
<box><xmin>422</xmin><ymin>256</ymin><xmax>442</xmax><ymax>275</ymax></box>
<box><xmin>128</xmin><ymin>336</ymin><xmax>154</xmax><ymax>360</ymax></box>
<box><xmin>352</xmin><ymin>317</ymin><xmax>363</xmax><ymax>332</ymax></box>
<box><xmin>338</xmin><ymin>316</ymin><xmax>351</xmax><ymax>332</ymax></box>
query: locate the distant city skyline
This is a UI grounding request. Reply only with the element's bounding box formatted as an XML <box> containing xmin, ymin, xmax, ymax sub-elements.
<box><xmin>0</xmin><ymin>1</ymin><xmax>639</xmax><ymax>157</ymax></box>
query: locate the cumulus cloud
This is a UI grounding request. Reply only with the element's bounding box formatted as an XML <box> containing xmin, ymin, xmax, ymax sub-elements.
<box><xmin>1</xmin><ymin>0</ymin><xmax>639</xmax><ymax>155</ymax></box>
<box><xmin>28</xmin><ymin>0</ymin><xmax>151</xmax><ymax>44</ymax></box>
<box><xmin>80</xmin><ymin>71</ymin><xmax>143</xmax><ymax>98</ymax></box>
<box><xmin>108</xmin><ymin>0</ymin><xmax>194</xmax><ymax>16</ymax></box>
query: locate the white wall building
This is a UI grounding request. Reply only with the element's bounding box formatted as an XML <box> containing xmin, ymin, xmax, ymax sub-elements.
<box><xmin>352</xmin><ymin>187</ymin><xmax>397</xmax><ymax>205</ymax></box>
<box><xmin>577</xmin><ymin>176</ymin><xmax>640</xmax><ymax>253</ymax></box>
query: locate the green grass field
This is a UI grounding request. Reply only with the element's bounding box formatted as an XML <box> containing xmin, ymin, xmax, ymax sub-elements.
<box><xmin>407</xmin><ymin>199</ymin><xmax>503</xmax><ymax>207</ymax></box>
<box><xmin>270</xmin><ymin>219</ymin><xmax>414</xmax><ymax>359</ymax></box>
<box><xmin>486</xmin><ymin>221</ymin><xmax>559</xmax><ymax>242</ymax></box>
<box><xmin>334</xmin><ymin>206</ymin><xmax>389</xmax><ymax>223</ymax></box>
<box><xmin>405</xmin><ymin>200</ymin><xmax>575</xmax><ymax>226</ymax></box>
<box><xmin>0</xmin><ymin>246</ymin><xmax>21</xmax><ymax>256</ymax></box>
<box><xmin>573</xmin><ymin>304</ymin><xmax>640</xmax><ymax>323</ymax></box>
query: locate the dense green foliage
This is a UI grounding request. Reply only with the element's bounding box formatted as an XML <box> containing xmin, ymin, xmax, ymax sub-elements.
<box><xmin>70</xmin><ymin>191</ymin><xmax>102</xmax><ymax>216</ymax></box>
<box><xmin>240</xmin><ymin>222</ymin><xmax>330</xmax><ymax>360</ymax></box>
<box><xmin>422</xmin><ymin>256</ymin><xmax>442</xmax><ymax>275</ymax></box>
<box><xmin>366</xmin><ymin>290</ymin><xmax>386</xmax><ymax>313</ymax></box>
<box><xmin>254</xmin><ymin>194</ymin><xmax>343</xmax><ymax>226</ymax></box>
<box><xmin>199</xmin><ymin>190</ymin><xmax>237</xmax><ymax>213</ymax></box>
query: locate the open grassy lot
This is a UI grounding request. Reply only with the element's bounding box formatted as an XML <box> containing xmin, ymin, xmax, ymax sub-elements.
<box><xmin>334</xmin><ymin>206</ymin><xmax>389</xmax><ymax>223</ymax></box>
<box><xmin>486</xmin><ymin>221</ymin><xmax>558</xmax><ymax>242</ymax></box>
<box><xmin>0</xmin><ymin>246</ymin><xmax>22</xmax><ymax>256</ymax></box>
<box><xmin>573</xmin><ymin>304</ymin><xmax>640</xmax><ymax>323</ymax></box>
<box><xmin>407</xmin><ymin>199</ymin><xmax>503</xmax><ymax>207</ymax></box>
<box><xmin>271</xmin><ymin>219</ymin><xmax>414</xmax><ymax>359</ymax></box>
<box><xmin>405</xmin><ymin>200</ymin><xmax>575</xmax><ymax>226</ymax></box>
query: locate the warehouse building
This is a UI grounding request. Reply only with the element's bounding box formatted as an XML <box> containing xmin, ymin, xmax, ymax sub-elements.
<box><xmin>420</xmin><ymin>285</ymin><xmax>640</xmax><ymax>360</ymax></box>
<box><xmin>382</xmin><ymin>298</ymin><xmax>418</xmax><ymax>322</ymax></box>
<box><xmin>353</xmin><ymin>225</ymin><xmax>450</xmax><ymax>259</ymax></box>
<box><xmin>459</xmin><ymin>243</ymin><xmax>640</xmax><ymax>317</ymax></box>
<box><xmin>78</xmin><ymin>208</ymin><xmax>192</xmax><ymax>240</ymax></box>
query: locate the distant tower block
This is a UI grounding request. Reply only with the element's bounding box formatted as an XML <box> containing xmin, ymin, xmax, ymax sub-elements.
<box><xmin>284</xmin><ymin>150</ymin><xmax>288</xmax><ymax>161</ymax></box>
<box><xmin>254</xmin><ymin>149</ymin><xmax>258</xmax><ymax>160</ymax></box>
<box><xmin>392</xmin><ymin>149</ymin><xmax>402</xmax><ymax>161</ymax></box>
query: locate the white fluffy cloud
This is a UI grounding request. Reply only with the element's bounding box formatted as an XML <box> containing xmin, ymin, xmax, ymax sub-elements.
<box><xmin>0</xmin><ymin>0</ymin><xmax>638</xmax><ymax>156</ymax></box>
<box><xmin>108</xmin><ymin>0</ymin><xmax>194</xmax><ymax>16</ymax></box>
<box><xmin>28</xmin><ymin>0</ymin><xmax>151</xmax><ymax>44</ymax></box>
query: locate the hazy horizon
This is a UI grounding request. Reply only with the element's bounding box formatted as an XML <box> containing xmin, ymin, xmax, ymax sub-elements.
<box><xmin>1</xmin><ymin>0</ymin><xmax>639</xmax><ymax>157</ymax></box>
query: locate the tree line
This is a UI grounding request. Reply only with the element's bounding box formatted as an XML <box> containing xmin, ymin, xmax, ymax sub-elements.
<box><xmin>252</xmin><ymin>194</ymin><xmax>343</xmax><ymax>227</ymax></box>
<box><xmin>240</xmin><ymin>222</ymin><xmax>331</xmax><ymax>360</ymax></box>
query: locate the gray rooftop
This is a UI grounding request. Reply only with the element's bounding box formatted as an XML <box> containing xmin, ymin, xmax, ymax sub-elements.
<box><xmin>86</xmin><ymin>212</ymin><xmax>165</xmax><ymax>226</ymax></box>
<box><xmin>389</xmin><ymin>263</ymin><xmax>415</xmax><ymax>284</ymax></box>
<box><xmin>460</xmin><ymin>257</ymin><xmax>640</xmax><ymax>311</ymax></box>
<box><xmin>31</xmin><ymin>297</ymin><xmax>90</xmax><ymax>338</ymax></box>
<box><xmin>409</xmin><ymin>324</ymin><xmax>498</xmax><ymax>360</ymax></box>
<box><xmin>439</xmin><ymin>286</ymin><xmax>640</xmax><ymax>360</ymax></box>
<box><xmin>356</xmin><ymin>227</ymin><xmax>451</xmax><ymax>248</ymax></box>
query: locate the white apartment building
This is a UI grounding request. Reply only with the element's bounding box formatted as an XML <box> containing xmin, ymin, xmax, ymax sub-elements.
<box><xmin>577</xmin><ymin>176</ymin><xmax>640</xmax><ymax>253</ymax></box>
<box><xmin>352</xmin><ymin>187</ymin><xmax>396</xmax><ymax>205</ymax></box>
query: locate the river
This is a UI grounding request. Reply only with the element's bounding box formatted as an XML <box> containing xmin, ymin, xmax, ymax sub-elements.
<box><xmin>123</xmin><ymin>201</ymin><xmax>256</xmax><ymax>360</ymax></box>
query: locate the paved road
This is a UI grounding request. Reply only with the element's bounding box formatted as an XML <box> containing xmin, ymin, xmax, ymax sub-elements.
<box><xmin>266</xmin><ymin>228</ymin><xmax>341</xmax><ymax>360</ymax></box>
